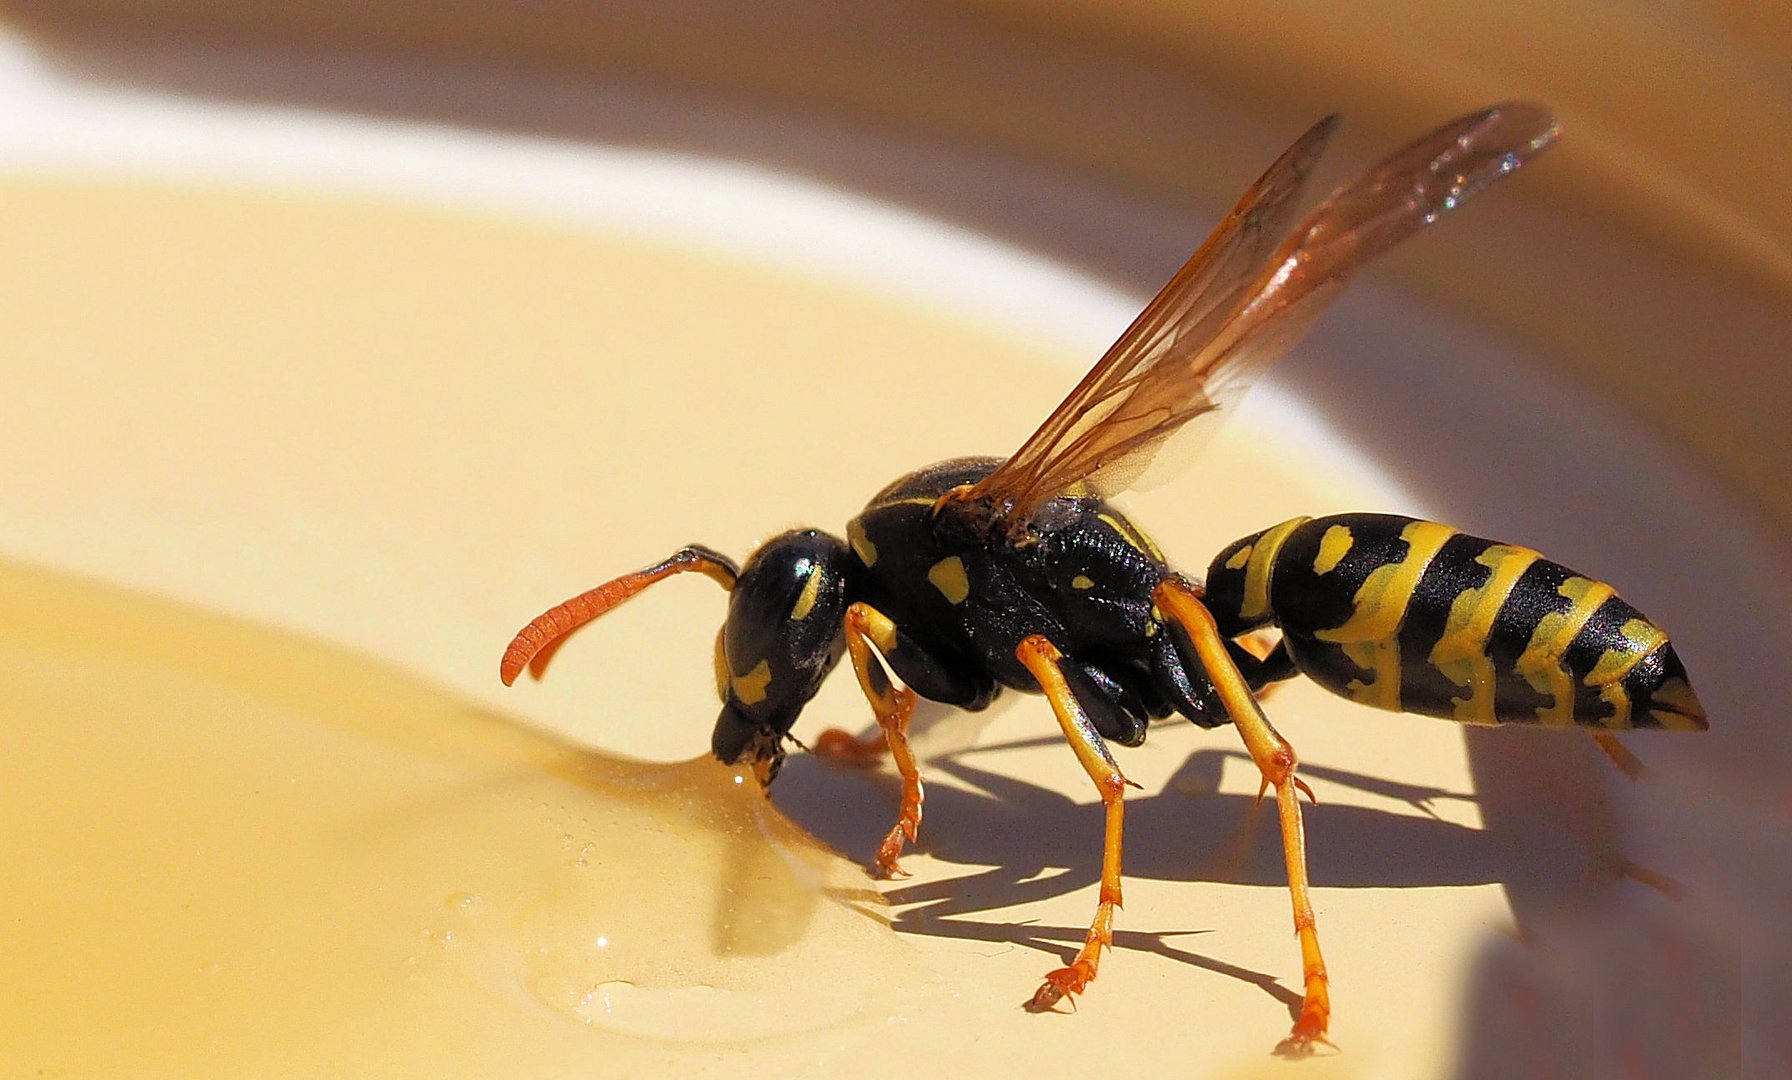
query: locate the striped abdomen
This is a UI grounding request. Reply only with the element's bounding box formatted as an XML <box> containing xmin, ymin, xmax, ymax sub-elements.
<box><xmin>1203</xmin><ymin>514</ymin><xmax>1706</xmax><ymax>731</ymax></box>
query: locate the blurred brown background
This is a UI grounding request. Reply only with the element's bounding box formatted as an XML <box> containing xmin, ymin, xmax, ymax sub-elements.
<box><xmin>5</xmin><ymin>0</ymin><xmax>1790</xmax><ymax>548</ymax></box>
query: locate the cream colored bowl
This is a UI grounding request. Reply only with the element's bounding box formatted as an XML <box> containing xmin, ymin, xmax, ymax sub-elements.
<box><xmin>0</xmin><ymin>21</ymin><xmax>1781</xmax><ymax>1078</ymax></box>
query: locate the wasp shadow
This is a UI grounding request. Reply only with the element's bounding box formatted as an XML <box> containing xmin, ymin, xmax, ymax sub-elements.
<box><xmin>781</xmin><ymin>746</ymin><xmax>1485</xmax><ymax>899</ymax></box>
<box><xmin>774</xmin><ymin>726</ymin><xmax>1621</xmax><ymax>944</ymax></box>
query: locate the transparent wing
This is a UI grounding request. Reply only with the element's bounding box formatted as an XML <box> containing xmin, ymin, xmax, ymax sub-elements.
<box><xmin>964</xmin><ymin>113</ymin><xmax>1339</xmax><ymax>518</ymax></box>
<box><xmin>965</xmin><ymin>101</ymin><xmax>1560</xmax><ymax>530</ymax></box>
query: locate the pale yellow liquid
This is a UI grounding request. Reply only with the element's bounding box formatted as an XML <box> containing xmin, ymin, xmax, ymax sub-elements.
<box><xmin>0</xmin><ymin>560</ymin><xmax>911</xmax><ymax>1077</ymax></box>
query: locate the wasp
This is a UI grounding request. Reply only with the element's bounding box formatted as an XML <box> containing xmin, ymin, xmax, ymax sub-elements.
<box><xmin>499</xmin><ymin>102</ymin><xmax>1707</xmax><ymax>1053</ymax></box>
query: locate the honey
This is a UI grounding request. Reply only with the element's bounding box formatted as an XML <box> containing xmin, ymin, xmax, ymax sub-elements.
<box><xmin>0</xmin><ymin>560</ymin><xmax>910</xmax><ymax>1076</ymax></box>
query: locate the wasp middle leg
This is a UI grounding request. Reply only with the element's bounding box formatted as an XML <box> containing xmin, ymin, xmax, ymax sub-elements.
<box><xmin>1016</xmin><ymin>633</ymin><xmax>1140</xmax><ymax>1012</ymax></box>
<box><xmin>1154</xmin><ymin>575</ymin><xmax>1333</xmax><ymax>1054</ymax></box>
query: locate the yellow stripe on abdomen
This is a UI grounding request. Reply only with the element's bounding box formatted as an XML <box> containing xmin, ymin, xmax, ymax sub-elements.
<box><xmin>1428</xmin><ymin>544</ymin><xmax>1540</xmax><ymax>724</ymax></box>
<box><xmin>1514</xmin><ymin>577</ymin><xmax>1614</xmax><ymax>725</ymax></box>
<box><xmin>1582</xmin><ymin>618</ymin><xmax>1669</xmax><ymax>729</ymax></box>
<box><xmin>1239</xmin><ymin>517</ymin><xmax>1310</xmax><ymax>623</ymax></box>
<box><xmin>1312</xmin><ymin>524</ymin><xmax>1354</xmax><ymax>575</ymax></box>
<box><xmin>1315</xmin><ymin>520</ymin><xmax>1457</xmax><ymax>711</ymax></box>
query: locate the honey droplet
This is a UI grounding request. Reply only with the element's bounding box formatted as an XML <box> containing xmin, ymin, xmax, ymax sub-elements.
<box><xmin>0</xmin><ymin>561</ymin><xmax>915</xmax><ymax>1075</ymax></box>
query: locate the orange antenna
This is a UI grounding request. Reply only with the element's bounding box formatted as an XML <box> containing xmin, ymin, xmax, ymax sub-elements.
<box><xmin>499</xmin><ymin>545</ymin><xmax>738</xmax><ymax>685</ymax></box>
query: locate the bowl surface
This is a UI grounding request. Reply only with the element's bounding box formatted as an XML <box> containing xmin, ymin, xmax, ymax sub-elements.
<box><xmin>0</xmin><ymin>29</ymin><xmax>1779</xmax><ymax>1078</ymax></box>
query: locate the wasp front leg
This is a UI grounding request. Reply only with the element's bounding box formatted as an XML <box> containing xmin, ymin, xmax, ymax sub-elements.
<box><xmin>1016</xmin><ymin>634</ymin><xmax>1140</xmax><ymax>1013</ymax></box>
<box><xmin>1154</xmin><ymin>576</ymin><xmax>1333</xmax><ymax>1054</ymax></box>
<box><xmin>821</xmin><ymin>611</ymin><xmax>998</xmax><ymax>767</ymax></box>
<box><xmin>841</xmin><ymin>601</ymin><xmax>997</xmax><ymax>875</ymax></box>
<box><xmin>809</xmin><ymin>726</ymin><xmax>890</xmax><ymax>766</ymax></box>
<box><xmin>842</xmin><ymin>602</ymin><xmax>925</xmax><ymax>877</ymax></box>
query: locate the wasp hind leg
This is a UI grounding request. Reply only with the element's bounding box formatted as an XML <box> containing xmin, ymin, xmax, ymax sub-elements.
<box><xmin>1590</xmin><ymin>732</ymin><xmax>1647</xmax><ymax>780</ymax></box>
<box><xmin>1015</xmin><ymin>634</ymin><xmax>1140</xmax><ymax>1013</ymax></box>
<box><xmin>1153</xmin><ymin>576</ymin><xmax>1333</xmax><ymax>1054</ymax></box>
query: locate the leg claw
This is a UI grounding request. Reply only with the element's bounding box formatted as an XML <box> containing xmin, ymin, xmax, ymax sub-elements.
<box><xmin>874</xmin><ymin>830</ymin><xmax>911</xmax><ymax>878</ymax></box>
<box><xmin>871</xmin><ymin>782</ymin><xmax>923</xmax><ymax>878</ymax></box>
<box><xmin>1273</xmin><ymin>1003</ymin><xmax>1335</xmax><ymax>1056</ymax></box>
<box><xmin>1025</xmin><ymin>963</ymin><xmax>1094</xmax><ymax>1013</ymax></box>
<box><xmin>1274</xmin><ymin>1031</ymin><xmax>1337</xmax><ymax>1057</ymax></box>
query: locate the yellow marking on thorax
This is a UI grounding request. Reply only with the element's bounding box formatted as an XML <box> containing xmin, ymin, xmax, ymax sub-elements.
<box><xmin>928</xmin><ymin>556</ymin><xmax>971</xmax><ymax>604</ymax></box>
<box><xmin>1312</xmin><ymin>525</ymin><xmax>1354</xmax><ymax>575</ymax></box>
<box><xmin>1582</xmin><ymin>618</ymin><xmax>1668</xmax><ymax>729</ymax></box>
<box><xmin>1315</xmin><ymin>520</ymin><xmax>1456</xmax><ymax>711</ymax></box>
<box><xmin>1514</xmin><ymin>576</ymin><xmax>1613</xmax><ymax>725</ymax></box>
<box><xmin>1239</xmin><ymin>517</ymin><xmax>1310</xmax><ymax>622</ymax></box>
<box><xmin>731</xmin><ymin>659</ymin><xmax>773</xmax><ymax>706</ymax></box>
<box><xmin>1224</xmin><ymin>544</ymin><xmax>1253</xmax><ymax>571</ymax></box>
<box><xmin>1427</xmin><ymin>544</ymin><xmax>1539</xmax><ymax>724</ymax></box>
<box><xmin>1098</xmin><ymin>512</ymin><xmax>1166</xmax><ymax>563</ymax></box>
<box><xmin>789</xmin><ymin>566</ymin><xmax>823</xmax><ymax>621</ymax></box>
<box><xmin>1071</xmin><ymin>574</ymin><xmax>1095</xmax><ymax>590</ymax></box>
<box><xmin>846</xmin><ymin>520</ymin><xmax>877</xmax><ymax>567</ymax></box>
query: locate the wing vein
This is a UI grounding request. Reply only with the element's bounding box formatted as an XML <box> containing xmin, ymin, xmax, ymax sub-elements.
<box><xmin>960</xmin><ymin>102</ymin><xmax>1559</xmax><ymax>534</ymax></box>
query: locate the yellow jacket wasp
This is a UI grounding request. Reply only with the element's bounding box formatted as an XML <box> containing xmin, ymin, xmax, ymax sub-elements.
<box><xmin>500</xmin><ymin>102</ymin><xmax>1706</xmax><ymax>1053</ymax></box>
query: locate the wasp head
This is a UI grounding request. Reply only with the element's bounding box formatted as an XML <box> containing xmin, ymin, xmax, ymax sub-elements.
<box><xmin>709</xmin><ymin>529</ymin><xmax>852</xmax><ymax>782</ymax></box>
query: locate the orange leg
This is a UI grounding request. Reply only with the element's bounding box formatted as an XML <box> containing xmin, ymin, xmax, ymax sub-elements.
<box><xmin>1016</xmin><ymin>634</ymin><xmax>1136</xmax><ymax>1012</ymax></box>
<box><xmin>810</xmin><ymin>727</ymin><xmax>891</xmax><ymax>767</ymax></box>
<box><xmin>1590</xmin><ymin>732</ymin><xmax>1647</xmax><ymax>780</ymax></box>
<box><xmin>499</xmin><ymin>545</ymin><xmax>737</xmax><ymax>685</ymax></box>
<box><xmin>844</xmin><ymin>602</ymin><xmax>924</xmax><ymax>877</ymax></box>
<box><xmin>1154</xmin><ymin>577</ymin><xmax>1333</xmax><ymax>1054</ymax></box>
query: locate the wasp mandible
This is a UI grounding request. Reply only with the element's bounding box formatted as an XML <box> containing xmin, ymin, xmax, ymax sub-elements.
<box><xmin>499</xmin><ymin>102</ymin><xmax>1706</xmax><ymax>1053</ymax></box>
